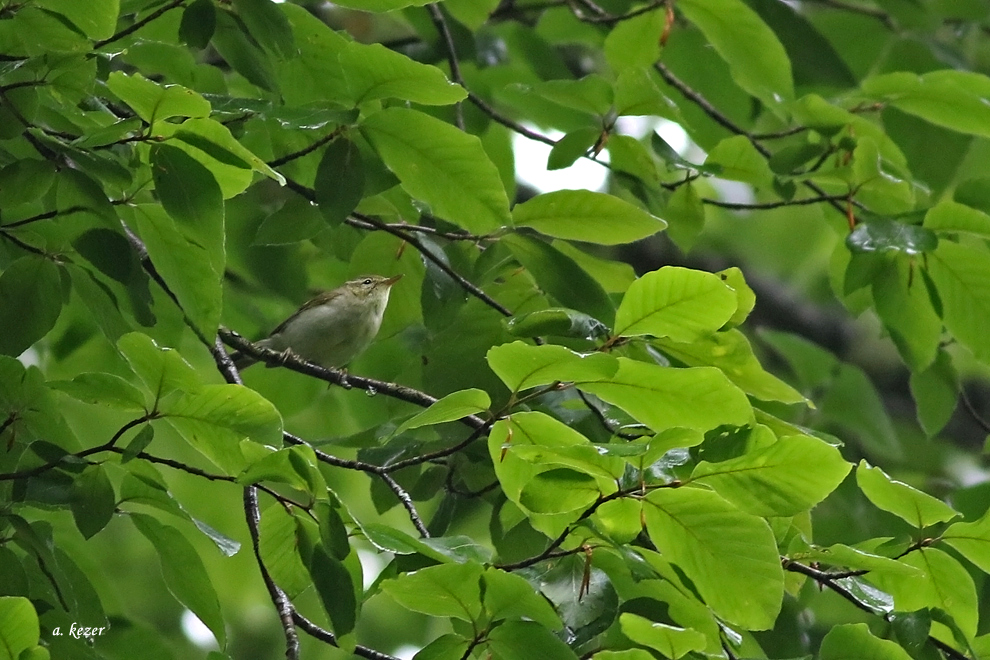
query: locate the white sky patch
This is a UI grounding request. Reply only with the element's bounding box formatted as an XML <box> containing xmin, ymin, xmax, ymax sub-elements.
<box><xmin>394</xmin><ymin>644</ymin><xmax>422</xmax><ymax>660</ymax></box>
<box><xmin>181</xmin><ymin>609</ymin><xmax>219</xmax><ymax>650</ymax></box>
<box><xmin>512</xmin><ymin>119</ymin><xmax>692</xmax><ymax>194</ymax></box>
<box><xmin>512</xmin><ymin>126</ymin><xmax>609</xmax><ymax>194</ymax></box>
<box><xmin>357</xmin><ymin>548</ymin><xmax>389</xmax><ymax>590</ymax></box>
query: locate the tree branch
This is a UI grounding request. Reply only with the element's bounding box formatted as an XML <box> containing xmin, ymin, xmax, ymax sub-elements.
<box><xmin>94</xmin><ymin>0</ymin><xmax>187</xmax><ymax>49</ymax></box>
<box><xmin>244</xmin><ymin>486</ymin><xmax>301</xmax><ymax>660</ymax></box>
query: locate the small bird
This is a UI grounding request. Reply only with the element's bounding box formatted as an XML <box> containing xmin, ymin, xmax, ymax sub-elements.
<box><xmin>232</xmin><ymin>274</ymin><xmax>402</xmax><ymax>370</ymax></box>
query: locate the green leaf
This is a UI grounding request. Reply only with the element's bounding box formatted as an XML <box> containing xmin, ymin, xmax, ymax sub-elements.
<box><xmin>71</xmin><ymin>465</ymin><xmax>115</xmax><ymax>539</ymax></box>
<box><xmin>538</xmin><ymin>556</ymin><xmax>618</xmax><ymax>647</ymax></box>
<box><xmin>927</xmin><ymin>241</ymin><xmax>990</xmax><ymax>362</ymax></box>
<box><xmin>361</xmin><ymin>107</ymin><xmax>511</xmax><ymax>233</ymax></box>
<box><xmin>705</xmin><ymin>135</ymin><xmax>775</xmax><ymax>186</ymax></box>
<box><xmin>579</xmin><ymin>358</ymin><xmax>753</xmax><ymax>431</ymax></box>
<box><xmin>519</xmin><ymin>468</ymin><xmax>600</xmax><ymax>514</ymax></box>
<box><xmin>614</xmin><ymin>68</ymin><xmax>680</xmax><ymax>119</ymax></box>
<box><xmin>330</xmin><ymin>0</ymin><xmax>431</xmax><ymax>10</ymax></box>
<box><xmin>547</xmin><ymin>128</ymin><xmax>599</xmax><ymax>170</ymax></box>
<box><xmin>604</xmin><ymin>10</ymin><xmax>664</xmax><ymax>72</ymax></box>
<box><xmin>690</xmin><ymin>434</ymin><xmax>851</xmax><ymax>516</ymax></box>
<box><xmin>131</xmin><ymin>513</ymin><xmax>226</xmax><ymax>649</ymax></box>
<box><xmin>0</xmin><ymin>257</ymin><xmax>63</xmax><ymax>357</ymax></box>
<box><xmin>871</xmin><ymin>257</ymin><xmax>941</xmax><ymax>372</ymax></box>
<box><xmin>504</xmin><ymin>308</ymin><xmax>610</xmax><ymax>340</ymax></box>
<box><xmin>211</xmin><ymin>8</ymin><xmax>279</xmax><ymax>92</ymax></box>
<box><xmin>657</xmin><ymin>330</ymin><xmax>806</xmax><ymax>404</ymax></box>
<box><xmin>847</xmin><ymin>219</ymin><xmax>937</xmax><ymax>255</ymax></box>
<box><xmin>614</xmin><ymin>266</ymin><xmax>737</xmax><ymax>342</ymax></box>
<box><xmin>909</xmin><ymin>350</ymin><xmax>957</xmax><ymax>437</ymax></box>
<box><xmin>122</xmin><ymin>425</ymin><xmax>155</xmax><ymax>463</ymax></box>
<box><xmin>315</xmin><ymin>138</ymin><xmax>364</xmax><ymax>227</ymax></box>
<box><xmin>231</xmin><ymin>0</ymin><xmax>295</xmax><ymax>59</ymax></box>
<box><xmin>483</xmin><ymin>568</ymin><xmax>562</xmax><ymax>629</ymax></box>
<box><xmin>943</xmin><ymin>507</ymin><xmax>990</xmax><ymax>574</ymax></box>
<box><xmin>341</xmin><ymin>42</ymin><xmax>466</xmax><ymax>105</ymax></box>
<box><xmin>663</xmin><ymin>183</ymin><xmax>705</xmax><ymax>252</ymax></box>
<box><xmin>869</xmin><ymin>548</ymin><xmax>978</xmax><ymax>640</ymax></box>
<box><xmin>170</xmin><ymin>117</ymin><xmax>285</xmax><ymax>186</ymax></box>
<box><xmin>856</xmin><ymin>460</ymin><xmax>958</xmax><ymax>528</ymax></box>
<box><xmin>513</xmin><ymin>189</ymin><xmax>666</xmax><ymax>245</ymax></box>
<box><xmin>925</xmin><ymin>200</ymin><xmax>990</xmax><ymax>239</ymax></box>
<box><xmin>619</xmin><ymin>613</ymin><xmax>707</xmax><ymax>660</ymax></box>
<box><xmin>106</xmin><ymin>72</ymin><xmax>211</xmax><ymax>125</ymax></box>
<box><xmin>530</xmin><ymin>75</ymin><xmax>613</xmax><ymax>116</ymax></box>
<box><xmin>644</xmin><ymin>487</ymin><xmax>784</xmax><ymax>630</ymax></box>
<box><xmin>131</xmin><ymin>204</ymin><xmax>223</xmax><ymax>339</ymax></box>
<box><xmin>36</xmin><ymin>0</ymin><xmax>118</xmax><ymax>39</ymax></box>
<box><xmin>820</xmin><ymin>364</ymin><xmax>901</xmax><ymax>460</ymax></box>
<box><xmin>678</xmin><ymin>0</ymin><xmax>794</xmax><ymax>107</ymax></box>
<box><xmin>309</xmin><ymin>546</ymin><xmax>359</xmax><ymax>637</ymax></box>
<box><xmin>486</xmin><ymin>341</ymin><xmax>618</xmax><ymax>392</ymax></box>
<box><xmin>180</xmin><ymin>0</ymin><xmax>216</xmax><ymax>49</ymax></box>
<box><xmin>160</xmin><ymin>384</ymin><xmax>283</xmax><ymax>473</ymax></box>
<box><xmin>382</xmin><ymin>562</ymin><xmax>483</xmax><ymax>621</ymax></box>
<box><xmin>117</xmin><ymin>332</ymin><xmax>203</xmax><ymax>399</ymax></box>
<box><xmin>150</xmin><ymin>144</ymin><xmax>225</xmax><ymax>276</ymax></box>
<box><xmin>862</xmin><ymin>71</ymin><xmax>990</xmax><ymax>138</ymax></box>
<box><xmin>502</xmin><ymin>233</ymin><xmax>616</xmax><ymax>325</ymax></box>
<box><xmin>0</xmin><ymin>596</ymin><xmax>40</xmax><ymax>659</ymax></box>
<box><xmin>820</xmin><ymin>623</ymin><xmax>914</xmax><ymax>660</ymax></box>
<box><xmin>275</xmin><ymin>5</ymin><xmax>348</xmax><ymax>105</ymax></box>
<box><xmin>392</xmin><ymin>388</ymin><xmax>490</xmax><ymax>436</ymax></box>
<box><xmin>798</xmin><ymin>544</ymin><xmax>922</xmax><ymax>576</ymax></box>
<box><xmin>486</xmin><ymin>620</ymin><xmax>580</xmax><ymax>660</ymax></box>
<box><xmin>259</xmin><ymin>506</ymin><xmax>311</xmax><ymax>599</ymax></box>
<box><xmin>444</xmin><ymin>0</ymin><xmax>500</xmax><ymax>30</ymax></box>
<box><xmin>552</xmin><ymin>241</ymin><xmax>637</xmax><ymax>294</ymax></box>
<box><xmin>744</xmin><ymin>0</ymin><xmax>855</xmax><ymax>88</ymax></box>
<box><xmin>0</xmin><ymin>159</ymin><xmax>57</xmax><ymax>208</ymax></box>
<box><xmin>253</xmin><ymin>196</ymin><xmax>325</xmax><ymax>246</ymax></box>
<box><xmin>415</xmin><ymin>634</ymin><xmax>472</xmax><ymax>660</ymax></box>
<box><xmin>237</xmin><ymin>448</ymin><xmax>313</xmax><ymax>492</ymax></box>
<box><xmin>489</xmin><ymin>412</ymin><xmax>597</xmax><ymax>504</ymax></box>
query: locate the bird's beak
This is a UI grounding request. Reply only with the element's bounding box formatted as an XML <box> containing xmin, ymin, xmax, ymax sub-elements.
<box><xmin>383</xmin><ymin>274</ymin><xmax>403</xmax><ymax>287</ymax></box>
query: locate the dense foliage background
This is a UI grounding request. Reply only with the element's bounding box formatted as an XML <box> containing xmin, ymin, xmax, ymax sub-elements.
<box><xmin>3</xmin><ymin>0</ymin><xmax>990</xmax><ymax>659</ymax></box>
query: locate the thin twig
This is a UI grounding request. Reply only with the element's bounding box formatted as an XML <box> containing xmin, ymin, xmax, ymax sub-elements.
<box><xmin>426</xmin><ymin>4</ymin><xmax>465</xmax><ymax>131</ymax></box>
<box><xmin>960</xmin><ymin>387</ymin><xmax>990</xmax><ymax>434</ymax></box>
<box><xmin>351</xmin><ymin>212</ymin><xmax>514</xmax><ymax>317</ymax></box>
<box><xmin>245</xmin><ymin>486</ymin><xmax>301</xmax><ymax>660</ymax></box>
<box><xmin>267</xmin><ymin>127</ymin><xmax>345</xmax><ymax>168</ymax></box>
<box><xmin>292</xmin><ymin>612</ymin><xmax>400</xmax><ymax>660</ymax></box>
<box><xmin>94</xmin><ymin>0</ymin><xmax>187</xmax><ymax>49</ymax></box>
<box><xmin>379</xmin><ymin>472</ymin><xmax>430</xmax><ymax>537</ymax></box>
<box><xmin>219</xmin><ymin>329</ymin><xmax>488</xmax><ymax>430</ymax></box>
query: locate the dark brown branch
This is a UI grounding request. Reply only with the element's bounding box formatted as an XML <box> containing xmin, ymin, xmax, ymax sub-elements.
<box><xmin>94</xmin><ymin>0</ymin><xmax>187</xmax><ymax>49</ymax></box>
<box><xmin>702</xmin><ymin>194</ymin><xmax>849</xmax><ymax>211</ymax></box>
<box><xmin>292</xmin><ymin>612</ymin><xmax>400</xmax><ymax>660</ymax></box>
<box><xmin>351</xmin><ymin>212</ymin><xmax>514</xmax><ymax>317</ymax></box>
<box><xmin>0</xmin><ymin>417</ymin><xmax>151</xmax><ymax>482</ymax></box>
<box><xmin>245</xmin><ymin>486</ymin><xmax>300</xmax><ymax>660</ymax></box>
<box><xmin>384</xmin><ymin>420</ymin><xmax>494</xmax><ymax>472</ymax></box>
<box><xmin>0</xmin><ymin>205</ymin><xmax>90</xmax><ymax>229</ymax></box>
<box><xmin>267</xmin><ymin>127</ymin><xmax>345</xmax><ymax>169</ymax></box>
<box><xmin>0</xmin><ymin>229</ymin><xmax>48</xmax><ymax>256</ymax></box>
<box><xmin>219</xmin><ymin>329</ymin><xmax>489</xmax><ymax>430</ymax></box>
<box><xmin>426</xmin><ymin>4</ymin><xmax>465</xmax><ymax>131</ymax></box>
<box><xmin>960</xmin><ymin>387</ymin><xmax>990</xmax><ymax>435</ymax></box>
<box><xmin>379</xmin><ymin>472</ymin><xmax>430</xmax><ymax>537</ymax></box>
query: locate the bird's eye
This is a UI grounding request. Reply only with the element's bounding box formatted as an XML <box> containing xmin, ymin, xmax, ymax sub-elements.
<box><xmin>363</xmin><ymin>278</ymin><xmax>373</xmax><ymax>285</ymax></box>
